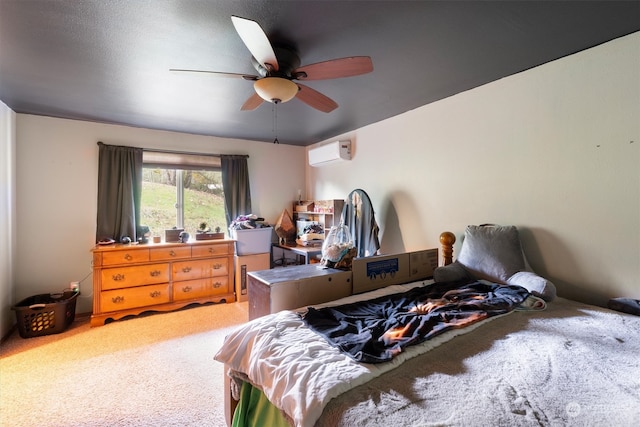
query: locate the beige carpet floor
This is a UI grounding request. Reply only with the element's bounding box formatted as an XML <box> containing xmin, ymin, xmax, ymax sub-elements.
<box><xmin>0</xmin><ymin>301</ymin><xmax>249</xmax><ymax>427</ymax></box>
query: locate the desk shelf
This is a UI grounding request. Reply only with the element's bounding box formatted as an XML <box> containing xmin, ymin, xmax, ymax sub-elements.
<box><xmin>274</xmin><ymin>199</ymin><xmax>344</xmax><ymax>267</ymax></box>
<box><xmin>293</xmin><ymin>199</ymin><xmax>344</xmax><ymax>235</ymax></box>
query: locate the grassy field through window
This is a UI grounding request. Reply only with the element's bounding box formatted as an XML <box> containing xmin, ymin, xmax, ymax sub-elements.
<box><xmin>141</xmin><ymin>181</ymin><xmax>227</xmax><ymax>238</ymax></box>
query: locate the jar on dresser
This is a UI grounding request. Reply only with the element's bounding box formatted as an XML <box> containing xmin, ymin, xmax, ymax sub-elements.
<box><xmin>90</xmin><ymin>240</ymin><xmax>235</xmax><ymax>326</ymax></box>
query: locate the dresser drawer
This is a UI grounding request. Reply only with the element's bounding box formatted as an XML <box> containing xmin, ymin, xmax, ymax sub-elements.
<box><xmin>173</xmin><ymin>277</ymin><xmax>230</xmax><ymax>301</ymax></box>
<box><xmin>101</xmin><ymin>264</ymin><xmax>170</xmax><ymax>290</ymax></box>
<box><xmin>100</xmin><ymin>283</ymin><xmax>170</xmax><ymax>312</ymax></box>
<box><xmin>173</xmin><ymin>258</ymin><xmax>229</xmax><ymax>281</ymax></box>
<box><xmin>101</xmin><ymin>249</ymin><xmax>150</xmax><ymax>266</ymax></box>
<box><xmin>149</xmin><ymin>246</ymin><xmax>192</xmax><ymax>261</ymax></box>
<box><xmin>192</xmin><ymin>243</ymin><xmax>232</xmax><ymax>258</ymax></box>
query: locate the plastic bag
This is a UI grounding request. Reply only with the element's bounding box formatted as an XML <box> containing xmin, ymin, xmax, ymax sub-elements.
<box><xmin>320</xmin><ymin>223</ymin><xmax>354</xmax><ymax>267</ymax></box>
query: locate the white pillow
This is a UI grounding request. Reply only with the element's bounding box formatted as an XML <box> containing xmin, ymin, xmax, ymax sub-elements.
<box><xmin>506</xmin><ymin>271</ymin><xmax>556</xmax><ymax>301</ymax></box>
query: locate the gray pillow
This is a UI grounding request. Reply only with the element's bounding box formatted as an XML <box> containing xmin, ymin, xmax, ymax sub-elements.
<box><xmin>457</xmin><ymin>225</ymin><xmax>525</xmax><ymax>283</ymax></box>
<box><xmin>455</xmin><ymin>224</ymin><xmax>556</xmax><ymax>301</ymax></box>
<box><xmin>607</xmin><ymin>298</ymin><xmax>640</xmax><ymax>316</ymax></box>
<box><xmin>433</xmin><ymin>260</ymin><xmax>473</xmax><ymax>283</ymax></box>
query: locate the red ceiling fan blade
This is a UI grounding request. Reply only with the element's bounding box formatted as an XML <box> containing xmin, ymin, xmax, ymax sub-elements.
<box><xmin>170</xmin><ymin>69</ymin><xmax>258</xmax><ymax>80</ymax></box>
<box><xmin>231</xmin><ymin>16</ymin><xmax>279</xmax><ymax>72</ymax></box>
<box><xmin>295</xmin><ymin>84</ymin><xmax>338</xmax><ymax>113</ymax></box>
<box><xmin>241</xmin><ymin>92</ymin><xmax>265</xmax><ymax>111</ymax></box>
<box><xmin>294</xmin><ymin>56</ymin><xmax>373</xmax><ymax>81</ymax></box>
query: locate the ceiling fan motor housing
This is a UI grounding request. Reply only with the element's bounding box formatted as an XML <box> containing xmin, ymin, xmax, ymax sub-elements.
<box><xmin>252</xmin><ymin>46</ymin><xmax>301</xmax><ymax>79</ymax></box>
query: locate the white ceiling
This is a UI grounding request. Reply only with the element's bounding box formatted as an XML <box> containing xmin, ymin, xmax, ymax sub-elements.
<box><xmin>1</xmin><ymin>1</ymin><xmax>638</xmax><ymax>146</ymax></box>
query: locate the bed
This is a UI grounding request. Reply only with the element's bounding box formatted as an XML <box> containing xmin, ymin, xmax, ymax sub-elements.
<box><xmin>215</xmin><ymin>229</ymin><xmax>640</xmax><ymax>427</ymax></box>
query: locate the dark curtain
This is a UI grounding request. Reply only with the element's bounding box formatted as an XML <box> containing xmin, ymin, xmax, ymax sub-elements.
<box><xmin>221</xmin><ymin>155</ymin><xmax>252</xmax><ymax>228</ymax></box>
<box><xmin>96</xmin><ymin>142</ymin><xmax>143</xmax><ymax>242</ymax></box>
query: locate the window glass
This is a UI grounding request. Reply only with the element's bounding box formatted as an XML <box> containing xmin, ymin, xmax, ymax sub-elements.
<box><xmin>141</xmin><ymin>167</ymin><xmax>226</xmax><ymax>239</ymax></box>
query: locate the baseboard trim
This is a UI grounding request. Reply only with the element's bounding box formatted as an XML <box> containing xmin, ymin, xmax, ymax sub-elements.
<box><xmin>1</xmin><ymin>323</ymin><xmax>17</xmax><ymax>344</ymax></box>
<box><xmin>74</xmin><ymin>311</ymin><xmax>92</xmax><ymax>320</ymax></box>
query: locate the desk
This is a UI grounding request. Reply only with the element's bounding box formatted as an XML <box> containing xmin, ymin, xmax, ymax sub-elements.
<box><xmin>272</xmin><ymin>243</ymin><xmax>322</xmax><ymax>266</ymax></box>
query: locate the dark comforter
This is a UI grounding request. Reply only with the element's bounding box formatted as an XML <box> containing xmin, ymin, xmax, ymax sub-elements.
<box><xmin>302</xmin><ymin>280</ymin><xmax>530</xmax><ymax>363</ymax></box>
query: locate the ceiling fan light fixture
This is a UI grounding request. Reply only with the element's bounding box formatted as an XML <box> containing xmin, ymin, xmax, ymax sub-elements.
<box><xmin>254</xmin><ymin>77</ymin><xmax>298</xmax><ymax>103</ymax></box>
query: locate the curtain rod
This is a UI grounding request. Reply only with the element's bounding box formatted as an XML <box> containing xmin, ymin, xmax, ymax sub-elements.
<box><xmin>97</xmin><ymin>142</ymin><xmax>248</xmax><ymax>158</ymax></box>
<box><xmin>144</xmin><ymin>148</ymin><xmax>249</xmax><ymax>158</ymax></box>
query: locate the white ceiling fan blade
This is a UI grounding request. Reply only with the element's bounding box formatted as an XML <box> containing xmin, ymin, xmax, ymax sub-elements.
<box><xmin>231</xmin><ymin>16</ymin><xmax>279</xmax><ymax>72</ymax></box>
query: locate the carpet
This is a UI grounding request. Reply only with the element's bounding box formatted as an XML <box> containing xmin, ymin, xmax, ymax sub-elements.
<box><xmin>0</xmin><ymin>301</ymin><xmax>248</xmax><ymax>427</ymax></box>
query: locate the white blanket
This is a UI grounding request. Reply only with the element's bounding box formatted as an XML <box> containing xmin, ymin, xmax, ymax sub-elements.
<box><xmin>214</xmin><ymin>280</ymin><xmax>531</xmax><ymax>427</ymax></box>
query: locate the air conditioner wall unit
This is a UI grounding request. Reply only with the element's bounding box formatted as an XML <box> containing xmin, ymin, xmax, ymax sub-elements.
<box><xmin>308</xmin><ymin>140</ymin><xmax>351</xmax><ymax>167</ymax></box>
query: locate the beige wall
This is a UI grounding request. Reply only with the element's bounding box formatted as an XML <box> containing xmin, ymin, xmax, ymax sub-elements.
<box><xmin>307</xmin><ymin>32</ymin><xmax>640</xmax><ymax>307</ymax></box>
<box><xmin>0</xmin><ymin>101</ymin><xmax>16</xmax><ymax>337</ymax></box>
<box><xmin>13</xmin><ymin>116</ymin><xmax>305</xmax><ymax>314</ymax></box>
<box><xmin>3</xmin><ymin>33</ymin><xmax>638</xmax><ymax>334</ymax></box>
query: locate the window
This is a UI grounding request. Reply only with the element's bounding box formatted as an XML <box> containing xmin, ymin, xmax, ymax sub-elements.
<box><xmin>141</xmin><ymin>151</ymin><xmax>227</xmax><ymax>238</ymax></box>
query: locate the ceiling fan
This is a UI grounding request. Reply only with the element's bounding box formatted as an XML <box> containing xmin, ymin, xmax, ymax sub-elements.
<box><xmin>170</xmin><ymin>16</ymin><xmax>373</xmax><ymax>113</ymax></box>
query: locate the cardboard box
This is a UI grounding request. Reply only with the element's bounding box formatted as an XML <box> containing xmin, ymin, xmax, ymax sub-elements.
<box><xmin>235</xmin><ymin>253</ymin><xmax>270</xmax><ymax>302</ymax></box>
<box><xmin>313</xmin><ymin>199</ymin><xmax>338</xmax><ymax>213</ymax></box>
<box><xmin>351</xmin><ymin>248</ymin><xmax>439</xmax><ymax>294</ymax></box>
<box><xmin>352</xmin><ymin>253</ymin><xmax>411</xmax><ymax>294</ymax></box>
<box><xmin>294</xmin><ymin>202</ymin><xmax>314</xmax><ymax>212</ymax></box>
<box><xmin>409</xmin><ymin>248</ymin><xmax>439</xmax><ymax>280</ymax></box>
<box><xmin>231</xmin><ymin>227</ymin><xmax>273</xmax><ymax>255</ymax></box>
<box><xmin>351</xmin><ymin>249</ymin><xmax>438</xmax><ymax>294</ymax></box>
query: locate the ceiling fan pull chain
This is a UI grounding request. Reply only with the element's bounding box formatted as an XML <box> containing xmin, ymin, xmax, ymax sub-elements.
<box><xmin>273</xmin><ymin>102</ymin><xmax>280</xmax><ymax>144</ymax></box>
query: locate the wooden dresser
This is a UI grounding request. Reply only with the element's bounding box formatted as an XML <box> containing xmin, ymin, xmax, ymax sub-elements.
<box><xmin>90</xmin><ymin>240</ymin><xmax>235</xmax><ymax>326</ymax></box>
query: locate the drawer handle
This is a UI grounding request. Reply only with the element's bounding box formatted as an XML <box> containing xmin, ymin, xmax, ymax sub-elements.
<box><xmin>182</xmin><ymin>266</ymin><xmax>192</xmax><ymax>273</ymax></box>
<box><xmin>213</xmin><ymin>282</ymin><xmax>222</xmax><ymax>289</ymax></box>
<box><xmin>213</xmin><ymin>263</ymin><xmax>223</xmax><ymax>270</ymax></box>
<box><xmin>150</xmin><ymin>270</ymin><xmax>161</xmax><ymax>277</ymax></box>
<box><xmin>169</xmin><ymin>250</ymin><xmax>176</xmax><ymax>257</ymax></box>
<box><xmin>112</xmin><ymin>273</ymin><xmax>125</xmax><ymax>281</ymax></box>
<box><xmin>150</xmin><ymin>291</ymin><xmax>161</xmax><ymax>298</ymax></box>
<box><xmin>112</xmin><ymin>296</ymin><xmax>125</xmax><ymax>304</ymax></box>
<box><xmin>182</xmin><ymin>286</ymin><xmax>192</xmax><ymax>293</ymax></box>
<box><xmin>124</xmin><ymin>254</ymin><xmax>133</xmax><ymax>261</ymax></box>
<box><xmin>208</xmin><ymin>247</ymin><xmax>215</xmax><ymax>254</ymax></box>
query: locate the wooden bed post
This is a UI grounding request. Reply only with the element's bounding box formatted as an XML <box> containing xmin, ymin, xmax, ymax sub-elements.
<box><xmin>439</xmin><ymin>231</ymin><xmax>456</xmax><ymax>266</ymax></box>
<box><xmin>224</xmin><ymin>364</ymin><xmax>238</xmax><ymax>427</ymax></box>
